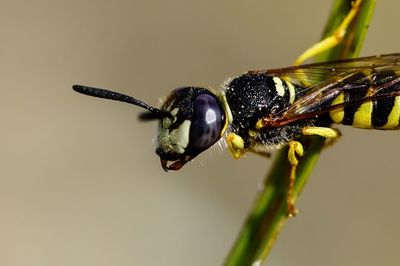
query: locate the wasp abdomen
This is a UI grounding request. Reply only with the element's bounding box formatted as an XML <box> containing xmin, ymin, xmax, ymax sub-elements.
<box><xmin>327</xmin><ymin>70</ymin><xmax>400</xmax><ymax>129</ymax></box>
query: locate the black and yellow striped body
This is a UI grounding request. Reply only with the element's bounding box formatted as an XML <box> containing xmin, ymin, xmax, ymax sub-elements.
<box><xmin>322</xmin><ymin>70</ymin><xmax>400</xmax><ymax>129</ymax></box>
<box><xmin>225</xmin><ymin>70</ymin><xmax>400</xmax><ymax>151</ymax></box>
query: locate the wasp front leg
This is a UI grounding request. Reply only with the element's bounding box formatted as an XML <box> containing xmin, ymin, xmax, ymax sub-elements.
<box><xmin>226</xmin><ymin>133</ymin><xmax>246</xmax><ymax>159</ymax></box>
<box><xmin>294</xmin><ymin>0</ymin><xmax>362</xmax><ymax>66</ymax></box>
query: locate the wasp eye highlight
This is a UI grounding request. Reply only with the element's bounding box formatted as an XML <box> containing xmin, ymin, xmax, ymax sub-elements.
<box><xmin>188</xmin><ymin>94</ymin><xmax>225</xmax><ymax>152</ymax></box>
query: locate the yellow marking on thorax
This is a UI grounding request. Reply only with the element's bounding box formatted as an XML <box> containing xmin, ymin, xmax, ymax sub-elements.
<box><xmin>329</xmin><ymin>93</ymin><xmax>345</xmax><ymax>123</ymax></box>
<box><xmin>273</xmin><ymin>77</ymin><xmax>285</xmax><ymax>97</ymax></box>
<box><xmin>248</xmin><ymin>130</ymin><xmax>258</xmax><ymax>137</ymax></box>
<box><xmin>218</xmin><ymin>91</ymin><xmax>232</xmax><ymax>136</ymax></box>
<box><xmin>380</xmin><ymin>96</ymin><xmax>400</xmax><ymax>129</ymax></box>
<box><xmin>255</xmin><ymin>119</ymin><xmax>263</xmax><ymax>129</ymax></box>
<box><xmin>353</xmin><ymin>99</ymin><xmax>373</xmax><ymax>128</ymax></box>
<box><xmin>285</xmin><ymin>80</ymin><xmax>296</xmax><ymax>104</ymax></box>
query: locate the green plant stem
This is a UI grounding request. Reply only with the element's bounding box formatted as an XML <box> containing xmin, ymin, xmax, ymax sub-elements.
<box><xmin>223</xmin><ymin>1</ymin><xmax>376</xmax><ymax>265</ymax></box>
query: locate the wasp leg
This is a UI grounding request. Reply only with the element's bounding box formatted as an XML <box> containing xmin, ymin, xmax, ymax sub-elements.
<box><xmin>302</xmin><ymin>126</ymin><xmax>340</xmax><ymax>138</ymax></box>
<box><xmin>287</xmin><ymin>140</ymin><xmax>304</xmax><ymax>217</ymax></box>
<box><xmin>294</xmin><ymin>0</ymin><xmax>362</xmax><ymax>66</ymax></box>
<box><xmin>286</xmin><ymin>128</ymin><xmax>340</xmax><ymax>217</ymax></box>
<box><xmin>226</xmin><ymin>133</ymin><xmax>245</xmax><ymax>159</ymax></box>
<box><xmin>302</xmin><ymin>126</ymin><xmax>342</xmax><ymax>149</ymax></box>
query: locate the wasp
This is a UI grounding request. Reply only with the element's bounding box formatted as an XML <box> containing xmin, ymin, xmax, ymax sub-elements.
<box><xmin>73</xmin><ymin>53</ymin><xmax>400</xmax><ymax>214</ymax></box>
<box><xmin>71</xmin><ymin>0</ymin><xmax>386</xmax><ymax>217</ymax></box>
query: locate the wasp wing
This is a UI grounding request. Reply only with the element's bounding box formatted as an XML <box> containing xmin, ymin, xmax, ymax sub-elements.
<box><xmin>252</xmin><ymin>54</ymin><xmax>400</xmax><ymax>126</ymax></box>
<box><xmin>251</xmin><ymin>53</ymin><xmax>400</xmax><ymax>86</ymax></box>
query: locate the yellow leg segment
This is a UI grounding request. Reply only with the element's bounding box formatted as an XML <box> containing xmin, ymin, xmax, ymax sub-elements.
<box><xmin>226</xmin><ymin>133</ymin><xmax>245</xmax><ymax>159</ymax></box>
<box><xmin>287</xmin><ymin>140</ymin><xmax>304</xmax><ymax>217</ymax></box>
<box><xmin>301</xmin><ymin>126</ymin><xmax>340</xmax><ymax>138</ymax></box>
<box><xmin>302</xmin><ymin>126</ymin><xmax>342</xmax><ymax>149</ymax></box>
<box><xmin>294</xmin><ymin>0</ymin><xmax>362</xmax><ymax>66</ymax></box>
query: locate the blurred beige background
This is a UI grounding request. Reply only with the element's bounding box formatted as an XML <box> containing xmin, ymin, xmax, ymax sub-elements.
<box><xmin>1</xmin><ymin>1</ymin><xmax>399</xmax><ymax>265</ymax></box>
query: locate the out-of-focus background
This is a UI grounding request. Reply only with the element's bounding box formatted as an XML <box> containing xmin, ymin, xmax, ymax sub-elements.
<box><xmin>1</xmin><ymin>1</ymin><xmax>399</xmax><ymax>265</ymax></box>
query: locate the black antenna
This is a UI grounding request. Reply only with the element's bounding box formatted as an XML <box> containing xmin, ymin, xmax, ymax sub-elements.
<box><xmin>72</xmin><ymin>85</ymin><xmax>171</xmax><ymax>120</ymax></box>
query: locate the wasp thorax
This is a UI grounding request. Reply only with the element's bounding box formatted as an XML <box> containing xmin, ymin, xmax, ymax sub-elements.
<box><xmin>156</xmin><ymin>87</ymin><xmax>226</xmax><ymax>171</ymax></box>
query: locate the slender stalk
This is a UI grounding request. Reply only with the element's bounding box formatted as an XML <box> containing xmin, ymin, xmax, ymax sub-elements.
<box><xmin>223</xmin><ymin>1</ymin><xmax>376</xmax><ymax>265</ymax></box>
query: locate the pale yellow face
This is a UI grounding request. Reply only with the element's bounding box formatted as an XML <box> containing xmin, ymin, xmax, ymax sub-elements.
<box><xmin>157</xmin><ymin>117</ymin><xmax>192</xmax><ymax>155</ymax></box>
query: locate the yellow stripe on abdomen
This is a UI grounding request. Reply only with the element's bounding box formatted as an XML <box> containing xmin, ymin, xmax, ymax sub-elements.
<box><xmin>329</xmin><ymin>93</ymin><xmax>345</xmax><ymax>123</ymax></box>
<box><xmin>380</xmin><ymin>96</ymin><xmax>400</xmax><ymax>129</ymax></box>
<box><xmin>353</xmin><ymin>100</ymin><xmax>373</xmax><ymax>128</ymax></box>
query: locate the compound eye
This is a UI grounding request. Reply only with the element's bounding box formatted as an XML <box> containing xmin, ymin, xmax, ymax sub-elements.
<box><xmin>189</xmin><ymin>94</ymin><xmax>225</xmax><ymax>153</ymax></box>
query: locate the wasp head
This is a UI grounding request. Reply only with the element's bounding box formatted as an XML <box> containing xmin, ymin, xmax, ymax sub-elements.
<box><xmin>154</xmin><ymin>87</ymin><xmax>226</xmax><ymax>171</ymax></box>
<box><xmin>73</xmin><ymin>85</ymin><xmax>226</xmax><ymax>171</ymax></box>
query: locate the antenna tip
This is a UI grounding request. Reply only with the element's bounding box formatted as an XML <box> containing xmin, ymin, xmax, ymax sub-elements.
<box><xmin>72</xmin><ymin>84</ymin><xmax>84</xmax><ymax>92</ymax></box>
